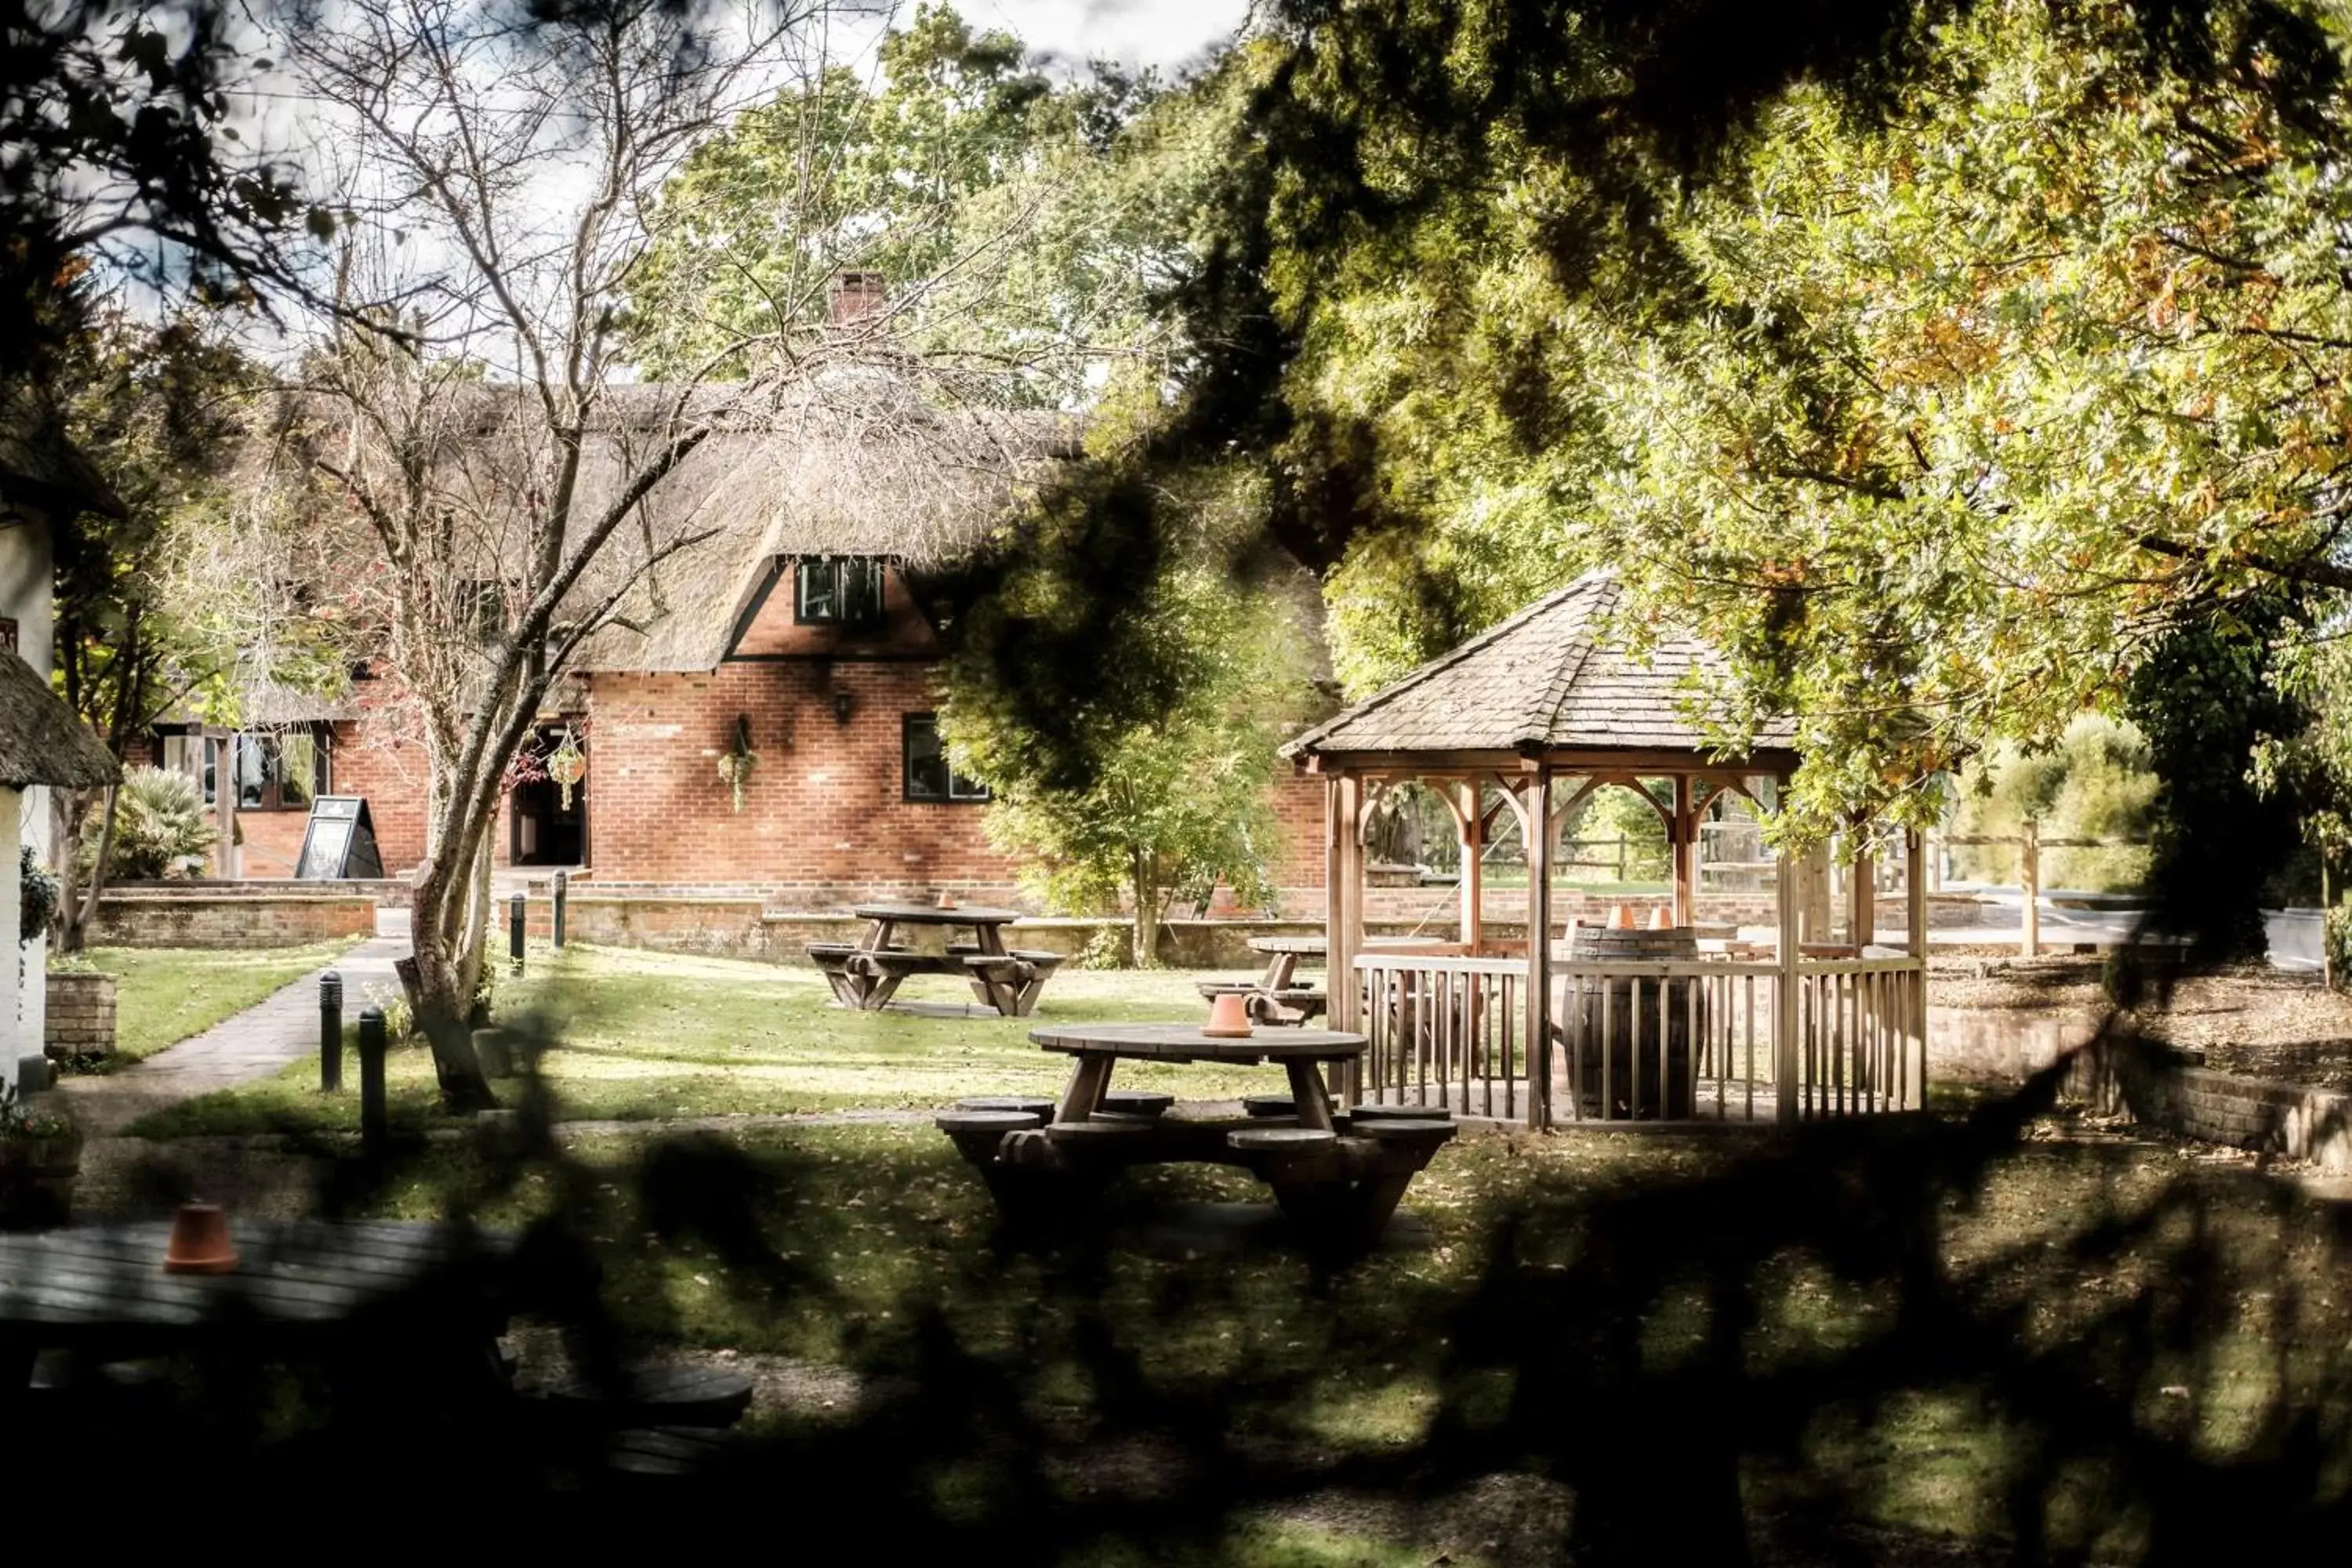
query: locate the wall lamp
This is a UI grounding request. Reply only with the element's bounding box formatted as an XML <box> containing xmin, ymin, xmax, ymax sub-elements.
<box><xmin>833</xmin><ymin>691</ymin><xmax>855</xmax><ymax>725</ymax></box>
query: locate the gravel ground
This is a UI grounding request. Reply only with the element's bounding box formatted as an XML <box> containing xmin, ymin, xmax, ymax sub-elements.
<box><xmin>1931</xmin><ymin>956</ymin><xmax>2352</xmax><ymax>1091</ymax></box>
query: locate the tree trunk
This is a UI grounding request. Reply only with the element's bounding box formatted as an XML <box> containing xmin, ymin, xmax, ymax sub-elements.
<box><xmin>407</xmin><ymin>768</ymin><xmax>496</xmax><ymax>1112</ymax></box>
<box><xmin>58</xmin><ymin>786</ymin><xmax>121</xmax><ymax>956</ymax></box>
<box><xmin>1131</xmin><ymin>857</ymin><xmax>1162</xmax><ymax>969</ymax></box>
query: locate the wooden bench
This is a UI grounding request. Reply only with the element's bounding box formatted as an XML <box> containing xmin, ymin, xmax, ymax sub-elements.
<box><xmin>960</xmin><ymin>949</ymin><xmax>1066</xmax><ymax>1017</ymax></box>
<box><xmin>1254</xmin><ymin>987</ymin><xmax>1328</xmax><ymax>1025</ymax></box>
<box><xmin>540</xmin><ymin>1362</ymin><xmax>754</xmax><ymax>1430</ymax></box>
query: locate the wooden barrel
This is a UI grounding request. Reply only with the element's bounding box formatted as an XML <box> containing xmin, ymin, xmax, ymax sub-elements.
<box><xmin>1566</xmin><ymin>925</ymin><xmax>1700</xmax><ymax>1119</ymax></box>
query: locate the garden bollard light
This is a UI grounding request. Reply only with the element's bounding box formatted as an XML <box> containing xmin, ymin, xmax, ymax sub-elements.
<box><xmin>510</xmin><ymin>892</ymin><xmax>526</xmax><ymax>974</ymax></box>
<box><xmin>319</xmin><ymin>971</ymin><xmax>343</xmax><ymax>1093</ymax></box>
<box><xmin>358</xmin><ymin>1007</ymin><xmax>387</xmax><ymax>1157</ymax></box>
<box><xmin>552</xmin><ymin>869</ymin><xmax>568</xmax><ymax>950</ymax></box>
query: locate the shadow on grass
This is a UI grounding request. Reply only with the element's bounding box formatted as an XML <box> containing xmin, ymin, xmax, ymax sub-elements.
<box><xmin>16</xmin><ymin>985</ymin><xmax>2352</xmax><ymax>1563</ymax></box>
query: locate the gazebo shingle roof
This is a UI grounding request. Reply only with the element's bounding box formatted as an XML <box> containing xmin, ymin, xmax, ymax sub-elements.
<box><xmin>1280</xmin><ymin>571</ymin><xmax>1796</xmax><ymax>763</ymax></box>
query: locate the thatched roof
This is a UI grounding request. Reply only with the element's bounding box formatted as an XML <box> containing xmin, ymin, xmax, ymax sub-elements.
<box><xmin>1280</xmin><ymin>571</ymin><xmax>1799</xmax><ymax>766</ymax></box>
<box><xmin>257</xmin><ymin>379</ymin><xmax>1074</xmax><ymax>675</ymax></box>
<box><xmin>571</xmin><ymin>393</ymin><xmax>1074</xmax><ymax>671</ymax></box>
<box><xmin>0</xmin><ymin>654</ymin><xmax>121</xmax><ymax>789</ymax></box>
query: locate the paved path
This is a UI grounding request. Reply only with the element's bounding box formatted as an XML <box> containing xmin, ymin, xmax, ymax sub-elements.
<box><xmin>57</xmin><ymin>930</ymin><xmax>408</xmax><ymax>1138</ymax></box>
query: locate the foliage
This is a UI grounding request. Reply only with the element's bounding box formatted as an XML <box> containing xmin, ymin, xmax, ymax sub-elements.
<box><xmin>80</xmin><ymin>766</ymin><xmax>216</xmax><ymax>880</ymax></box>
<box><xmin>0</xmin><ymin>0</ymin><xmax>321</xmax><ymax>371</ymax></box>
<box><xmin>2127</xmin><ymin>604</ymin><xmax>2309</xmax><ymax>958</ymax></box>
<box><xmin>1566</xmin><ymin>784</ymin><xmax>1672</xmax><ymax>883</ymax></box>
<box><xmin>1951</xmin><ymin>717</ymin><xmax>2158</xmax><ymax>893</ymax></box>
<box><xmin>0</xmin><ymin>1078</ymin><xmax>71</xmax><ymax>1142</ymax></box>
<box><xmin>18</xmin><ymin>846</ymin><xmax>57</xmax><ymax>942</ymax></box>
<box><xmin>1204</xmin><ymin>0</ymin><xmax>2352</xmax><ymax>854</ymax></box>
<box><xmin>946</xmin><ymin>459</ymin><xmax>1318</xmax><ymax>964</ymax></box>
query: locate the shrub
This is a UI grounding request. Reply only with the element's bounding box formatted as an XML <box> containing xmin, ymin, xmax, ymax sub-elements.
<box><xmin>81</xmin><ymin>767</ymin><xmax>217</xmax><ymax>880</ymax></box>
<box><xmin>19</xmin><ymin>847</ymin><xmax>57</xmax><ymax>942</ymax></box>
<box><xmin>1951</xmin><ymin>717</ymin><xmax>2157</xmax><ymax>893</ymax></box>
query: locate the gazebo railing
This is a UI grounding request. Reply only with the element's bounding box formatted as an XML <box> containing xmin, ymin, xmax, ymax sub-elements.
<box><xmin>1355</xmin><ymin>952</ymin><xmax>1527</xmax><ymax>1119</ymax></box>
<box><xmin>1351</xmin><ymin>950</ymin><xmax>1927</xmax><ymax>1126</ymax></box>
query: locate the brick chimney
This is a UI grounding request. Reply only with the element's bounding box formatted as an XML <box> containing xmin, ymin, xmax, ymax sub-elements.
<box><xmin>826</xmin><ymin>270</ymin><xmax>887</xmax><ymax>328</ymax></box>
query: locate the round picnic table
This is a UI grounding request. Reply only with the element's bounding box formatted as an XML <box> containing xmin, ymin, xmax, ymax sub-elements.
<box><xmin>1031</xmin><ymin>1022</ymin><xmax>1367</xmax><ymax>1131</ymax></box>
<box><xmin>0</xmin><ymin>1217</ymin><xmax>525</xmax><ymax>1414</ymax></box>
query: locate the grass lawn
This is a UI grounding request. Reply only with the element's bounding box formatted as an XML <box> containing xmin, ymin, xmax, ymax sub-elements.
<box><xmin>132</xmin><ymin>943</ymin><xmax>1295</xmax><ymax>1136</ymax></box>
<box><xmin>136</xmin><ymin>1109</ymin><xmax>2352</xmax><ymax>1560</ymax></box>
<box><xmin>72</xmin><ymin>938</ymin><xmax>364</xmax><ymax>1067</ymax></box>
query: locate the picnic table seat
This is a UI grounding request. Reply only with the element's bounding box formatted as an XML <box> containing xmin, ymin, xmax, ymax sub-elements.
<box><xmin>1242</xmin><ymin>1094</ymin><xmax>1298</xmax><ymax>1119</ymax></box>
<box><xmin>960</xmin><ymin>949</ymin><xmax>1066</xmax><ymax>1018</ymax></box>
<box><xmin>1098</xmin><ymin>1090</ymin><xmax>1173</xmax><ymax>1119</ymax></box>
<box><xmin>1348</xmin><ymin>1102</ymin><xmax>1454</xmax><ymax>1124</ymax></box>
<box><xmin>540</xmin><ymin>1361</ymin><xmax>755</xmax><ymax>1429</ymax></box>
<box><xmin>1253</xmin><ymin>987</ymin><xmax>1328</xmax><ymax>1025</ymax></box>
<box><xmin>1194</xmin><ymin>979</ymin><xmax>1259</xmax><ymax>998</ymax></box>
<box><xmin>600</xmin><ymin>1424</ymin><xmax>741</xmax><ymax>1482</ymax></box>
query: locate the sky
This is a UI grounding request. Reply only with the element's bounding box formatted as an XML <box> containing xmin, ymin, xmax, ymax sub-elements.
<box><xmin>930</xmin><ymin>0</ymin><xmax>1250</xmax><ymax>73</ymax></box>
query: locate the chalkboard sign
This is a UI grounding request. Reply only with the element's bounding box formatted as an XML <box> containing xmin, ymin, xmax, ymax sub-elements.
<box><xmin>295</xmin><ymin>797</ymin><xmax>385</xmax><ymax>880</ymax></box>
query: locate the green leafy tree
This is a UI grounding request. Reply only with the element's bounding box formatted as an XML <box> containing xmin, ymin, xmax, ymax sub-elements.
<box><xmin>1951</xmin><ymin>717</ymin><xmax>2158</xmax><ymax>894</ymax></box>
<box><xmin>1232</xmin><ymin>1</ymin><xmax>2352</xmax><ymax>851</ymax></box>
<box><xmin>944</xmin><ymin>458</ymin><xmax>1316</xmax><ymax>965</ymax></box>
<box><xmin>626</xmin><ymin>3</ymin><xmax>1162</xmax><ymax>398</ymax></box>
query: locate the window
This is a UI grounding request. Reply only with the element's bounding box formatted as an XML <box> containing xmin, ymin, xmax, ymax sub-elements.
<box><xmin>794</xmin><ymin>557</ymin><xmax>885</xmax><ymax>628</ymax></box>
<box><xmin>902</xmin><ymin>714</ymin><xmax>988</xmax><ymax>803</ymax></box>
<box><xmin>162</xmin><ymin>732</ymin><xmax>214</xmax><ymax>805</ymax></box>
<box><xmin>233</xmin><ymin>729</ymin><xmax>329</xmax><ymax>810</ymax></box>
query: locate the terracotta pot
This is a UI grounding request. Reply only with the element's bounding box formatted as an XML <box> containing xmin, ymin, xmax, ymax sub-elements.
<box><xmin>936</xmin><ymin>891</ymin><xmax>957</xmax><ymax>910</ymax></box>
<box><xmin>1204</xmin><ymin>992</ymin><xmax>1254</xmax><ymax>1037</ymax></box>
<box><xmin>163</xmin><ymin>1202</ymin><xmax>238</xmax><ymax>1275</ymax></box>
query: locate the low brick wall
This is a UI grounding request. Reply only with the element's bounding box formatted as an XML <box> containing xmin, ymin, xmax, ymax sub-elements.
<box><xmin>43</xmin><ymin>970</ymin><xmax>117</xmax><ymax>1062</ymax></box>
<box><xmin>2068</xmin><ymin>1036</ymin><xmax>2352</xmax><ymax>1173</ymax></box>
<box><xmin>107</xmin><ymin>878</ymin><xmax>412</xmax><ymax>907</ymax></box>
<box><xmin>93</xmin><ymin>893</ymin><xmax>378</xmax><ymax>948</ymax></box>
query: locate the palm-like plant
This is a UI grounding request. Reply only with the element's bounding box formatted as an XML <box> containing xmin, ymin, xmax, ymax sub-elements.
<box><xmin>81</xmin><ymin>766</ymin><xmax>216</xmax><ymax>880</ymax></box>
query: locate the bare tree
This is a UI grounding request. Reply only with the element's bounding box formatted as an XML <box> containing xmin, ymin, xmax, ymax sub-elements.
<box><xmin>267</xmin><ymin>0</ymin><xmax>1069</xmax><ymax>1107</ymax></box>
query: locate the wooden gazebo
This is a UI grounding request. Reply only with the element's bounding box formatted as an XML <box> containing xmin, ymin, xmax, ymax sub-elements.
<box><xmin>1282</xmin><ymin>572</ymin><xmax>1928</xmax><ymax>1129</ymax></box>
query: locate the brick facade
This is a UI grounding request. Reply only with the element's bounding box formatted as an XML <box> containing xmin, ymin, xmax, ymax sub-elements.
<box><xmin>43</xmin><ymin>970</ymin><xmax>117</xmax><ymax>1061</ymax></box>
<box><xmin>294</xmin><ymin>560</ymin><xmax>1336</xmax><ymax>913</ymax></box>
<box><xmin>93</xmin><ymin>891</ymin><xmax>377</xmax><ymax>947</ymax></box>
<box><xmin>583</xmin><ymin>659</ymin><xmax>1016</xmax><ymax>902</ymax></box>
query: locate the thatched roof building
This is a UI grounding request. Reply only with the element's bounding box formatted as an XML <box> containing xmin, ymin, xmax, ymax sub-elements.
<box><xmin>0</xmin><ymin>649</ymin><xmax>119</xmax><ymax>790</ymax></box>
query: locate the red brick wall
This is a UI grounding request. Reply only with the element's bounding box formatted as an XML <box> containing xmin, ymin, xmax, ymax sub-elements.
<box><xmin>327</xmin><ymin>717</ymin><xmax>430</xmax><ymax>873</ymax></box>
<box><xmin>237</xmin><ymin>810</ymin><xmax>310</xmax><ymax>877</ymax></box>
<box><xmin>1265</xmin><ymin>771</ymin><xmax>1327</xmax><ymax>911</ymax></box>
<box><xmin>583</xmin><ymin>661</ymin><xmax>1017</xmax><ymax>904</ymax></box>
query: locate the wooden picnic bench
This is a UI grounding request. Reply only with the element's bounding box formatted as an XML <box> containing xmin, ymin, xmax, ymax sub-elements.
<box><xmin>933</xmin><ymin>1024</ymin><xmax>1457</xmax><ymax>1250</ymax></box>
<box><xmin>805</xmin><ymin>904</ymin><xmax>1062</xmax><ymax>1016</ymax></box>
<box><xmin>1189</xmin><ymin>935</ymin><xmax>1329</xmax><ymax>1025</ymax></box>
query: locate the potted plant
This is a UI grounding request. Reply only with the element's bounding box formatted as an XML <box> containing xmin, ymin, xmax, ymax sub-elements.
<box><xmin>0</xmin><ymin>1080</ymin><xmax>82</xmax><ymax>1229</ymax></box>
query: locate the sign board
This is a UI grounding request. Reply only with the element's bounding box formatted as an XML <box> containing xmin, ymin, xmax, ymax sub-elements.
<box><xmin>294</xmin><ymin>796</ymin><xmax>385</xmax><ymax>880</ymax></box>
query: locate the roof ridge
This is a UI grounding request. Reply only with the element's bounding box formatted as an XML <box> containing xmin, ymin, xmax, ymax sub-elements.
<box><xmin>1518</xmin><ymin>576</ymin><xmax>1610</xmax><ymax>747</ymax></box>
<box><xmin>1279</xmin><ymin>568</ymin><xmax>1613</xmax><ymax>757</ymax></box>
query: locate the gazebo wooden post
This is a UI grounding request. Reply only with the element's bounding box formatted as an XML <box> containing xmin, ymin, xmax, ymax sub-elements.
<box><xmin>1672</xmin><ymin>773</ymin><xmax>1696</xmax><ymax>927</ymax></box>
<box><xmin>1456</xmin><ymin>780</ymin><xmax>1485</xmax><ymax>949</ymax></box>
<box><xmin>1325</xmin><ymin>775</ymin><xmax>1358</xmax><ymax>1033</ymax></box>
<box><xmin>1775</xmin><ymin>825</ymin><xmax>1802</xmax><ymax>1126</ymax></box>
<box><xmin>1907</xmin><ymin>826</ymin><xmax>1929</xmax><ymax>1109</ymax></box>
<box><xmin>1851</xmin><ymin>830</ymin><xmax>1876</xmax><ymax>948</ymax></box>
<box><xmin>1523</xmin><ymin>768</ymin><xmax>1552</xmax><ymax>1129</ymax></box>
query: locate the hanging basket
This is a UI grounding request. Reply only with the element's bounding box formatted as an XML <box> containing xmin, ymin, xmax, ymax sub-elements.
<box><xmin>546</xmin><ymin>727</ymin><xmax>586</xmax><ymax>811</ymax></box>
<box><xmin>717</xmin><ymin>717</ymin><xmax>757</xmax><ymax>814</ymax></box>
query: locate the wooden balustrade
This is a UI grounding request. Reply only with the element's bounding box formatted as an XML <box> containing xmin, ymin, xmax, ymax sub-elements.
<box><xmin>1352</xmin><ymin>950</ymin><xmax>1926</xmax><ymax>1126</ymax></box>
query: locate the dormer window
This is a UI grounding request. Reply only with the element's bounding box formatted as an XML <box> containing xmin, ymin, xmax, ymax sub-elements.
<box><xmin>795</xmin><ymin>557</ymin><xmax>884</xmax><ymax>629</ymax></box>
